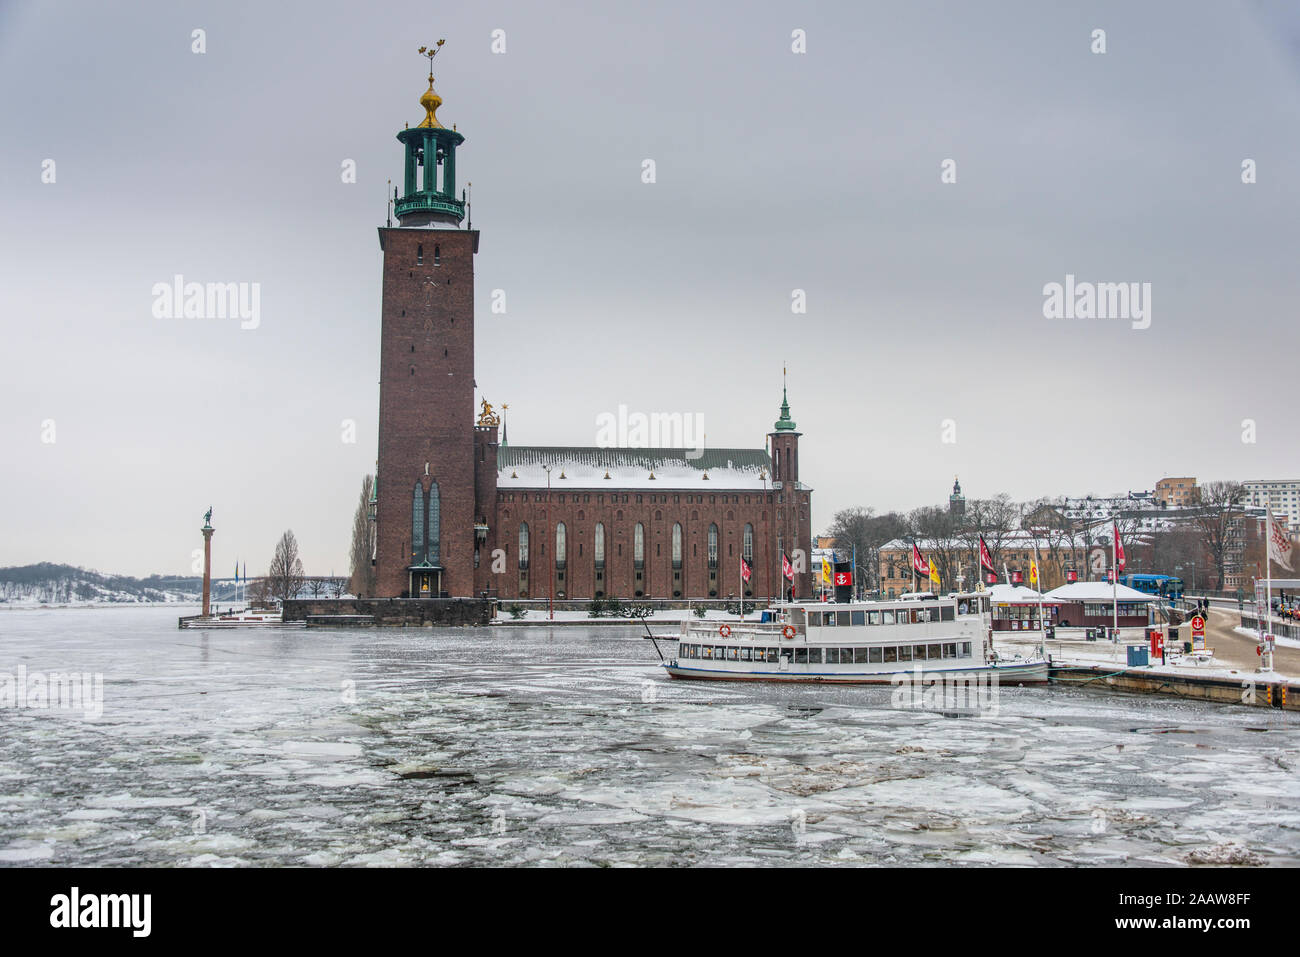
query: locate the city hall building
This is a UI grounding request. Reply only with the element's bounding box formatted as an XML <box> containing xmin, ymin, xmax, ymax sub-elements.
<box><xmin>371</xmin><ymin>62</ymin><xmax>812</xmax><ymax>601</ymax></box>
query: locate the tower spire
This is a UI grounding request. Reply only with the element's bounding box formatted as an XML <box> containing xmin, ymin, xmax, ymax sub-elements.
<box><xmin>774</xmin><ymin>366</ymin><xmax>797</xmax><ymax>432</ymax></box>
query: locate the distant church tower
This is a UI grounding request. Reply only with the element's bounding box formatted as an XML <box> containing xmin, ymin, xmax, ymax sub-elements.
<box><xmin>949</xmin><ymin>476</ymin><xmax>966</xmax><ymax>517</ymax></box>
<box><xmin>374</xmin><ymin>43</ymin><xmax>490</xmax><ymax>598</ymax></box>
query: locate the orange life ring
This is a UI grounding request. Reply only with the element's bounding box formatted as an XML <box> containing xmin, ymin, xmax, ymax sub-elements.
<box><xmin>719</xmin><ymin>625</ymin><xmax>731</xmax><ymax>638</ymax></box>
<box><xmin>783</xmin><ymin>624</ymin><xmax>797</xmax><ymax>639</ymax></box>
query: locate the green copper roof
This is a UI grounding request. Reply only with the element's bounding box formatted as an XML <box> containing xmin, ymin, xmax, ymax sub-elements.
<box><xmin>773</xmin><ymin>386</ymin><xmax>797</xmax><ymax>432</ymax></box>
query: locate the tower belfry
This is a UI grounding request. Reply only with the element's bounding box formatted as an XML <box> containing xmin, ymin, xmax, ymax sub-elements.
<box><xmin>396</xmin><ymin>40</ymin><xmax>467</xmax><ymax>228</ymax></box>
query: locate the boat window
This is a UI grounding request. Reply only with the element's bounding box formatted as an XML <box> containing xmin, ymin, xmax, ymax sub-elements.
<box><xmin>808</xmin><ymin>612</ymin><xmax>822</xmax><ymax>627</ymax></box>
<box><xmin>898</xmin><ymin>645</ymin><xmax>912</xmax><ymax>662</ymax></box>
<box><xmin>943</xmin><ymin>643</ymin><xmax>957</xmax><ymax>658</ymax></box>
<box><xmin>766</xmin><ymin>648</ymin><xmax>779</xmax><ymax>663</ymax></box>
<box><xmin>958</xmin><ymin>601</ymin><xmax>969</xmax><ymax>615</ymax></box>
<box><xmin>883</xmin><ymin>646</ymin><xmax>898</xmax><ymax>663</ymax></box>
<box><xmin>727</xmin><ymin>647</ymin><xmax>739</xmax><ymax>661</ymax></box>
<box><xmin>808</xmin><ymin>648</ymin><xmax>822</xmax><ymax>664</ymax></box>
<box><xmin>913</xmin><ymin>644</ymin><xmax>927</xmax><ymax>661</ymax></box>
<box><xmin>740</xmin><ymin>648</ymin><xmax>751</xmax><ymax>661</ymax></box>
<box><xmin>824</xmin><ymin>613</ymin><xmax>835</xmax><ymax>627</ymax></box>
<box><xmin>703</xmin><ymin>646</ymin><xmax>713</xmax><ymax>659</ymax></box>
<box><xmin>794</xmin><ymin>648</ymin><xmax>808</xmax><ymax>664</ymax></box>
<box><xmin>961</xmin><ymin>642</ymin><xmax>972</xmax><ymax>658</ymax></box>
<box><xmin>927</xmin><ymin>644</ymin><xmax>942</xmax><ymax>660</ymax></box>
<box><xmin>836</xmin><ymin>611</ymin><xmax>850</xmax><ymax>627</ymax></box>
<box><xmin>790</xmin><ymin>609</ymin><xmax>806</xmax><ymax>626</ymax></box>
<box><xmin>941</xmin><ymin>606</ymin><xmax>955</xmax><ymax>621</ymax></box>
<box><xmin>854</xmin><ymin>648</ymin><xmax>870</xmax><ymax>664</ymax></box>
<box><xmin>867</xmin><ymin>647</ymin><xmax>883</xmax><ymax>663</ymax></box>
<box><xmin>825</xmin><ymin>647</ymin><xmax>839</xmax><ymax>664</ymax></box>
<box><xmin>851</xmin><ymin>611</ymin><xmax>865</xmax><ymax>626</ymax></box>
<box><xmin>868</xmin><ymin>611</ymin><xmax>881</xmax><ymax>625</ymax></box>
<box><xmin>881</xmin><ymin>610</ymin><xmax>895</xmax><ymax>624</ymax></box>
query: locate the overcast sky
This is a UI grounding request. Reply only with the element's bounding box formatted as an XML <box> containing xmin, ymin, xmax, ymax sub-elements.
<box><xmin>2</xmin><ymin>0</ymin><xmax>1298</xmax><ymax>577</ymax></box>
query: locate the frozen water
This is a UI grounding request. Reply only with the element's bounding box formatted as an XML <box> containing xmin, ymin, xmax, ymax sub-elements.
<box><xmin>0</xmin><ymin>606</ymin><xmax>1297</xmax><ymax>866</ymax></box>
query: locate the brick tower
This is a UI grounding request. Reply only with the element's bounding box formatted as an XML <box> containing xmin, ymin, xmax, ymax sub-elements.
<box><xmin>374</xmin><ymin>46</ymin><xmax>481</xmax><ymax>598</ymax></box>
<box><xmin>768</xmin><ymin>379</ymin><xmax>811</xmax><ymax>600</ymax></box>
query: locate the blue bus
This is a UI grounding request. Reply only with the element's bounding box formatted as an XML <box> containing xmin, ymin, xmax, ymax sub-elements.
<box><xmin>1119</xmin><ymin>574</ymin><xmax>1184</xmax><ymax>601</ymax></box>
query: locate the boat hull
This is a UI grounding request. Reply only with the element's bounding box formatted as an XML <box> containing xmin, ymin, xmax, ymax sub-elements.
<box><xmin>663</xmin><ymin>659</ymin><xmax>1049</xmax><ymax>684</ymax></box>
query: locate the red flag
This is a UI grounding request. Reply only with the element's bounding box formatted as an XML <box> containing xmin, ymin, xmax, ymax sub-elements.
<box><xmin>1113</xmin><ymin>522</ymin><xmax>1126</xmax><ymax>574</ymax></box>
<box><xmin>741</xmin><ymin>557</ymin><xmax>752</xmax><ymax>583</ymax></box>
<box><xmin>978</xmin><ymin>536</ymin><xmax>995</xmax><ymax>575</ymax></box>
<box><xmin>782</xmin><ymin>552</ymin><xmax>794</xmax><ymax>581</ymax></box>
<box><xmin>912</xmin><ymin>543</ymin><xmax>929</xmax><ymax>576</ymax></box>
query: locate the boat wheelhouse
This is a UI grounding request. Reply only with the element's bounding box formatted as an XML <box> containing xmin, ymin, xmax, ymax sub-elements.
<box><xmin>663</xmin><ymin>594</ymin><xmax>1047</xmax><ymax>684</ymax></box>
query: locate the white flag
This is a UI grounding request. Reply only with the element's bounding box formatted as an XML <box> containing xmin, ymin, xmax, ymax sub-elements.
<box><xmin>1267</xmin><ymin>507</ymin><xmax>1294</xmax><ymax>571</ymax></box>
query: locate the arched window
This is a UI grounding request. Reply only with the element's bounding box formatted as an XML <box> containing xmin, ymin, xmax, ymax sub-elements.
<box><xmin>417</xmin><ymin>244</ymin><xmax>423</xmax><ymax>265</ymax></box>
<box><xmin>555</xmin><ymin>522</ymin><xmax>567</xmax><ymax>568</ymax></box>
<box><xmin>774</xmin><ymin>448</ymin><xmax>780</xmax><ymax>477</ymax></box>
<box><xmin>427</xmin><ymin>481</ymin><xmax>440</xmax><ymax>564</ymax></box>
<box><xmin>708</xmin><ymin>524</ymin><xmax>719</xmax><ymax>569</ymax></box>
<box><xmin>411</xmin><ymin>482</ymin><xmax>424</xmax><ymax>563</ymax></box>
<box><xmin>518</xmin><ymin>523</ymin><xmax>529</xmax><ymax>570</ymax></box>
<box><xmin>672</xmin><ymin>523</ymin><xmax>683</xmax><ymax>569</ymax></box>
<box><xmin>594</xmin><ymin>523</ymin><xmax>605</xmax><ymax>569</ymax></box>
<box><xmin>434</xmin><ymin>243</ymin><xmax>441</xmax><ymax>265</ymax></box>
<box><xmin>634</xmin><ymin>523</ymin><xmax>645</xmax><ymax>568</ymax></box>
<box><xmin>744</xmin><ymin>524</ymin><xmax>754</xmax><ymax>562</ymax></box>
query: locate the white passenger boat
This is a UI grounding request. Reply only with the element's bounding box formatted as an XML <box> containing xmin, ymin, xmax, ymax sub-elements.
<box><xmin>663</xmin><ymin>594</ymin><xmax>1048</xmax><ymax>684</ymax></box>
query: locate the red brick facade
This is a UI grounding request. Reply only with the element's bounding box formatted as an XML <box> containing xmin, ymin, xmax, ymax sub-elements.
<box><xmin>490</xmin><ymin>454</ymin><xmax>813</xmax><ymax>601</ymax></box>
<box><xmin>374</xmin><ymin>227</ymin><xmax>480</xmax><ymax>598</ymax></box>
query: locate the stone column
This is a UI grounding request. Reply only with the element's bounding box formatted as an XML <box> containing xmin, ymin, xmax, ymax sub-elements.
<box><xmin>201</xmin><ymin>522</ymin><xmax>214</xmax><ymax>617</ymax></box>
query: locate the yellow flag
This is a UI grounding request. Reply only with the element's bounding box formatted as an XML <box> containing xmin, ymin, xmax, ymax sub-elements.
<box><xmin>1030</xmin><ymin>559</ymin><xmax>1039</xmax><ymax>586</ymax></box>
<box><xmin>928</xmin><ymin>559</ymin><xmax>940</xmax><ymax>587</ymax></box>
<box><xmin>821</xmin><ymin>557</ymin><xmax>832</xmax><ymax>584</ymax></box>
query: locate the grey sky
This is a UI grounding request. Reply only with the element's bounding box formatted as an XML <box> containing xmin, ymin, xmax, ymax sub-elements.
<box><xmin>2</xmin><ymin>0</ymin><xmax>1297</xmax><ymax>576</ymax></box>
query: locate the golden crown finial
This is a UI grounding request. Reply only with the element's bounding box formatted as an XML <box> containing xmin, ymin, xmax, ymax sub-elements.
<box><xmin>416</xmin><ymin>40</ymin><xmax>447</xmax><ymax>129</ymax></box>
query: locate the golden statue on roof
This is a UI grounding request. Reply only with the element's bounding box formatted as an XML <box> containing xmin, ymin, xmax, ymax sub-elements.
<box><xmin>477</xmin><ymin>398</ymin><xmax>500</xmax><ymax>427</ymax></box>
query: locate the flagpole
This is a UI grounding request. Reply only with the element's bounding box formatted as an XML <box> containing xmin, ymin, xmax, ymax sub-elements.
<box><xmin>1112</xmin><ymin>521</ymin><xmax>1119</xmax><ymax>643</ymax></box>
<box><xmin>1265</xmin><ymin>495</ymin><xmax>1273</xmax><ymax>671</ymax></box>
<box><xmin>1034</xmin><ymin>538</ymin><xmax>1046</xmax><ymax>656</ymax></box>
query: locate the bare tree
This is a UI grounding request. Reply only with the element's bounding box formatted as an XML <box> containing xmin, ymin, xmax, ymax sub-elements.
<box><xmin>267</xmin><ymin>530</ymin><xmax>306</xmax><ymax>605</ymax></box>
<box><xmin>349</xmin><ymin>475</ymin><xmax>377</xmax><ymax>598</ymax></box>
<box><xmin>905</xmin><ymin>506</ymin><xmax>964</xmax><ymax>590</ymax></box>
<box><xmin>1188</xmin><ymin>481</ymin><xmax>1246</xmax><ymax>590</ymax></box>
<box><xmin>822</xmin><ymin>507</ymin><xmax>907</xmax><ymax>593</ymax></box>
<box><xmin>958</xmin><ymin>495</ymin><xmax>1020</xmax><ymax>578</ymax></box>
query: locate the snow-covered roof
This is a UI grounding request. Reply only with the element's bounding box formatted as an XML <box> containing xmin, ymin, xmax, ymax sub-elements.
<box><xmin>1042</xmin><ymin>581</ymin><xmax>1155</xmax><ymax>602</ymax></box>
<box><xmin>497</xmin><ymin>446</ymin><xmax>773</xmax><ymax>490</ymax></box>
<box><xmin>987</xmin><ymin>584</ymin><xmax>1050</xmax><ymax>603</ymax></box>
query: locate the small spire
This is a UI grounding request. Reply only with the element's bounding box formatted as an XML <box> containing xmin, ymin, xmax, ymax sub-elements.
<box><xmin>774</xmin><ymin>369</ymin><xmax>797</xmax><ymax>432</ymax></box>
<box><xmin>416</xmin><ymin>40</ymin><xmax>447</xmax><ymax>128</ymax></box>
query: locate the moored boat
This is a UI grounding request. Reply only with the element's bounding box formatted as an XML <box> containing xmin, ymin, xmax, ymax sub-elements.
<box><xmin>663</xmin><ymin>593</ymin><xmax>1047</xmax><ymax>684</ymax></box>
